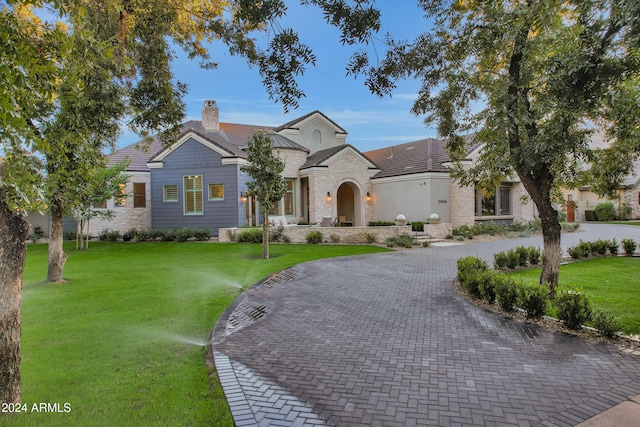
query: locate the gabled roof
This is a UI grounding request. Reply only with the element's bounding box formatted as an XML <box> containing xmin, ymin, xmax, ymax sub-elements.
<box><xmin>364</xmin><ymin>138</ymin><xmax>452</xmax><ymax>178</ymax></box>
<box><xmin>110</xmin><ymin>120</ymin><xmax>304</xmax><ymax>172</ymax></box>
<box><xmin>274</xmin><ymin>110</ymin><xmax>347</xmax><ymax>135</ymax></box>
<box><xmin>300</xmin><ymin>144</ymin><xmax>378</xmax><ymax>170</ymax></box>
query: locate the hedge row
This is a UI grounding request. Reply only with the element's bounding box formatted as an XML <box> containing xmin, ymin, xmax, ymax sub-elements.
<box><xmin>456</xmin><ymin>256</ymin><xmax>622</xmax><ymax>337</ymax></box>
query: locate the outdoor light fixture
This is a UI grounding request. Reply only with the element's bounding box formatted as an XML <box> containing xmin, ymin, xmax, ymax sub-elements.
<box><xmin>240</xmin><ymin>191</ymin><xmax>247</xmax><ymax>202</ymax></box>
<box><xmin>326</xmin><ymin>192</ymin><xmax>332</xmax><ymax>202</ymax></box>
<box><xmin>366</xmin><ymin>192</ymin><xmax>372</xmax><ymax>203</ymax></box>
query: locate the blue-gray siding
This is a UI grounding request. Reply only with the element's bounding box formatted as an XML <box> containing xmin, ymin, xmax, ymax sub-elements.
<box><xmin>150</xmin><ymin>138</ymin><xmax>245</xmax><ymax>236</ymax></box>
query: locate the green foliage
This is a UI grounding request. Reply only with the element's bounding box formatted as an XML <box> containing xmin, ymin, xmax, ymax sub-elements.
<box><xmin>567</xmin><ymin>240</ymin><xmax>591</xmax><ymax>259</ymax></box>
<box><xmin>505</xmin><ymin>249</ymin><xmax>520</xmax><ymax>270</ymax></box>
<box><xmin>595</xmin><ymin>203</ymin><xmax>617</xmax><ymax>222</ymax></box>
<box><xmin>527</xmin><ymin>247</ymin><xmax>541</xmax><ymax>265</ymax></box>
<box><xmin>621</xmin><ymin>238</ymin><xmax>637</xmax><ymax>255</ymax></box>
<box><xmin>305</xmin><ymin>230</ymin><xmax>323</xmax><ymax>244</ymax></box>
<box><xmin>63</xmin><ymin>229</ymin><xmax>77</xmax><ymax>241</ymax></box>
<box><xmin>478</xmin><ymin>271</ymin><xmax>497</xmax><ymax>303</ymax></box>
<box><xmin>592</xmin><ymin>310</ymin><xmax>622</xmax><ymax>338</ymax></box>
<box><xmin>493</xmin><ymin>251</ymin><xmax>508</xmax><ymax>269</ymax></box>
<box><xmin>608</xmin><ymin>238</ymin><xmax>619</xmax><ymax>255</ymax></box>
<box><xmin>411</xmin><ymin>221</ymin><xmax>424</xmax><ymax>232</ymax></box>
<box><xmin>368</xmin><ymin>221</ymin><xmax>395</xmax><ymax>226</ymax></box>
<box><xmin>516</xmin><ymin>282</ymin><xmax>549</xmax><ymax>320</ymax></box>
<box><xmin>329</xmin><ymin>233</ymin><xmax>341</xmax><ymax>243</ymax></box>
<box><xmin>554</xmin><ymin>291</ymin><xmax>592</xmax><ymax>330</ymax></box>
<box><xmin>617</xmin><ymin>203</ymin><xmax>632</xmax><ymax>221</ymax></box>
<box><xmin>515</xmin><ymin>246</ymin><xmax>529</xmax><ymax>267</ymax></box>
<box><xmin>385</xmin><ymin>233</ymin><xmax>417</xmax><ymax>248</ymax></box>
<box><xmin>585</xmin><ymin>210</ymin><xmax>597</xmax><ymax>221</ymax></box>
<box><xmin>237</xmin><ymin>228</ymin><xmax>263</xmax><ymax>243</ymax></box>
<box><xmin>456</xmin><ymin>256</ymin><xmax>488</xmax><ymax>297</ymax></box>
<box><xmin>365</xmin><ymin>233</ymin><xmax>377</xmax><ymax>244</ymax></box>
<box><xmin>98</xmin><ymin>229</ymin><xmax>121</xmax><ymax>242</ymax></box>
<box><xmin>494</xmin><ymin>275</ymin><xmax>519</xmax><ymax>312</ymax></box>
<box><xmin>29</xmin><ymin>226</ymin><xmax>45</xmax><ymax>243</ymax></box>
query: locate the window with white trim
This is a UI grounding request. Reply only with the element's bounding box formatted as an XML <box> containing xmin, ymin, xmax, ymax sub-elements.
<box><xmin>184</xmin><ymin>176</ymin><xmax>203</xmax><ymax>215</ymax></box>
<box><xmin>208</xmin><ymin>183</ymin><xmax>224</xmax><ymax>201</ymax></box>
<box><xmin>163</xmin><ymin>185</ymin><xmax>178</xmax><ymax>202</ymax></box>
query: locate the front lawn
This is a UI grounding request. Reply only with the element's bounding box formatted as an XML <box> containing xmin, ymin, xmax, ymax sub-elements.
<box><xmin>510</xmin><ymin>257</ymin><xmax>640</xmax><ymax>335</ymax></box>
<box><xmin>6</xmin><ymin>242</ymin><xmax>389</xmax><ymax>426</ymax></box>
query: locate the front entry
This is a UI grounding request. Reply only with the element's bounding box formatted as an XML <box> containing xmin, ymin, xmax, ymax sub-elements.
<box><xmin>567</xmin><ymin>195</ymin><xmax>575</xmax><ymax>223</ymax></box>
<box><xmin>337</xmin><ymin>183</ymin><xmax>355</xmax><ymax>226</ymax></box>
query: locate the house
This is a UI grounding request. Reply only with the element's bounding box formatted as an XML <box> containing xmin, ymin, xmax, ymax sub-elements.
<box><xmin>87</xmin><ymin>100</ymin><xmax>535</xmax><ymax>236</ymax></box>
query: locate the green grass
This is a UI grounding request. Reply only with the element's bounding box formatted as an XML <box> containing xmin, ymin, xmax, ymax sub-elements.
<box><xmin>6</xmin><ymin>242</ymin><xmax>389</xmax><ymax>426</ymax></box>
<box><xmin>604</xmin><ymin>221</ymin><xmax>640</xmax><ymax>226</ymax></box>
<box><xmin>510</xmin><ymin>257</ymin><xmax>640</xmax><ymax>335</ymax></box>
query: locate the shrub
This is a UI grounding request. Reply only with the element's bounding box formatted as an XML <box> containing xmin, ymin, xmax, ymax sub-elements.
<box><xmin>561</xmin><ymin>222</ymin><xmax>580</xmax><ymax>232</ymax></box>
<box><xmin>584</xmin><ymin>210</ymin><xmax>597</xmax><ymax>221</ymax></box>
<box><xmin>306</xmin><ymin>230</ymin><xmax>323</xmax><ymax>244</ymax></box>
<box><xmin>494</xmin><ymin>275</ymin><xmax>518</xmax><ymax>312</ymax></box>
<box><xmin>621</xmin><ymin>238</ymin><xmax>637</xmax><ymax>255</ymax></box>
<box><xmin>592</xmin><ymin>310</ymin><xmax>622</xmax><ymax>338</ymax></box>
<box><xmin>591</xmin><ymin>239</ymin><xmax>609</xmax><ymax>256</ymax></box>
<box><xmin>594</xmin><ymin>202</ymin><xmax>616</xmax><ymax>221</ymax></box>
<box><xmin>176</xmin><ymin>227</ymin><xmax>194</xmax><ymax>242</ymax></box>
<box><xmin>493</xmin><ymin>251</ymin><xmax>508</xmax><ymax>269</ymax></box>
<box><xmin>515</xmin><ymin>246</ymin><xmax>529</xmax><ymax>267</ymax></box>
<box><xmin>365</xmin><ymin>233</ymin><xmax>377</xmax><ymax>244</ymax></box>
<box><xmin>329</xmin><ymin>233</ymin><xmax>340</xmax><ymax>243</ymax></box>
<box><xmin>554</xmin><ymin>290</ymin><xmax>592</xmax><ymax>330</ymax></box>
<box><xmin>411</xmin><ymin>221</ymin><xmax>425</xmax><ymax>232</ymax></box>
<box><xmin>194</xmin><ymin>229</ymin><xmax>211</xmax><ymax>241</ymax></box>
<box><xmin>505</xmin><ymin>249</ymin><xmax>520</xmax><ymax>270</ymax></box>
<box><xmin>478</xmin><ymin>271</ymin><xmax>497</xmax><ymax>303</ymax></box>
<box><xmin>63</xmin><ymin>229</ymin><xmax>76</xmax><ymax>241</ymax></box>
<box><xmin>516</xmin><ymin>282</ymin><xmax>549</xmax><ymax>319</ymax></box>
<box><xmin>386</xmin><ymin>233</ymin><xmax>417</xmax><ymax>248</ymax></box>
<box><xmin>136</xmin><ymin>229</ymin><xmax>153</xmax><ymax>242</ymax></box>
<box><xmin>457</xmin><ymin>256</ymin><xmax>488</xmax><ymax>289</ymax></box>
<box><xmin>30</xmin><ymin>225</ymin><xmax>45</xmax><ymax>243</ymax></box>
<box><xmin>617</xmin><ymin>203</ymin><xmax>632</xmax><ymax>220</ymax></box>
<box><xmin>528</xmin><ymin>246</ymin><xmax>541</xmax><ymax>265</ymax></box>
<box><xmin>567</xmin><ymin>240</ymin><xmax>591</xmax><ymax>259</ymax></box>
<box><xmin>269</xmin><ymin>226</ymin><xmax>286</xmax><ymax>242</ymax></box>
<box><xmin>422</xmin><ymin>240</ymin><xmax>431</xmax><ymax>248</ymax></box>
<box><xmin>608</xmin><ymin>238</ymin><xmax>619</xmax><ymax>255</ymax></box>
<box><xmin>452</xmin><ymin>224</ymin><xmax>474</xmax><ymax>239</ymax></box>
<box><xmin>99</xmin><ymin>229</ymin><xmax>121</xmax><ymax>242</ymax></box>
<box><xmin>237</xmin><ymin>228</ymin><xmax>263</xmax><ymax>243</ymax></box>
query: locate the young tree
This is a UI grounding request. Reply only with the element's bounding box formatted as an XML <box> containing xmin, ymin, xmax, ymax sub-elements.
<box><xmin>241</xmin><ymin>132</ymin><xmax>287</xmax><ymax>260</ymax></box>
<box><xmin>348</xmin><ymin>0</ymin><xmax>640</xmax><ymax>295</ymax></box>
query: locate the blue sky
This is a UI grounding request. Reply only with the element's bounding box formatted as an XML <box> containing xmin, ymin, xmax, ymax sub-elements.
<box><xmin>119</xmin><ymin>1</ymin><xmax>434</xmax><ymax>152</ymax></box>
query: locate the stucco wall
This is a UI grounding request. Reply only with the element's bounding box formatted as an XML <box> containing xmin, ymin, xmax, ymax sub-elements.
<box><xmin>279</xmin><ymin>116</ymin><xmax>345</xmax><ymax>154</ymax></box>
<box><xmin>371</xmin><ymin>173</ymin><xmax>451</xmax><ymax>224</ymax></box>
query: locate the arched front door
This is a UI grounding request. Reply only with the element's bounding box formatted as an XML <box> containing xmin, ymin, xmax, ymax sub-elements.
<box><xmin>337</xmin><ymin>182</ymin><xmax>357</xmax><ymax>226</ymax></box>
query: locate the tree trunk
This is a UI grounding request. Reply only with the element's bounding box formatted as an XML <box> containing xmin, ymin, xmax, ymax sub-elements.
<box><xmin>0</xmin><ymin>199</ymin><xmax>28</xmax><ymax>404</ymax></box>
<box><xmin>516</xmin><ymin>172</ymin><xmax>562</xmax><ymax>297</ymax></box>
<box><xmin>47</xmin><ymin>201</ymin><xmax>67</xmax><ymax>282</ymax></box>
<box><xmin>262</xmin><ymin>213</ymin><xmax>270</xmax><ymax>260</ymax></box>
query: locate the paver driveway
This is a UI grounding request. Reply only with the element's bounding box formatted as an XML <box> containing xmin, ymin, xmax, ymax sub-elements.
<box><xmin>212</xmin><ymin>224</ymin><xmax>640</xmax><ymax>426</ymax></box>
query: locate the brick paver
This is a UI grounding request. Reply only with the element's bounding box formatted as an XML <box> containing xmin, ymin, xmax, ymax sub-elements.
<box><xmin>212</xmin><ymin>224</ymin><xmax>640</xmax><ymax>426</ymax></box>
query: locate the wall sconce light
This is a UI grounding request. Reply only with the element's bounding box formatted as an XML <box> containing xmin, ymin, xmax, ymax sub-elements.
<box><xmin>326</xmin><ymin>191</ymin><xmax>332</xmax><ymax>202</ymax></box>
<box><xmin>240</xmin><ymin>191</ymin><xmax>247</xmax><ymax>202</ymax></box>
<box><xmin>366</xmin><ymin>192</ymin><xmax>372</xmax><ymax>203</ymax></box>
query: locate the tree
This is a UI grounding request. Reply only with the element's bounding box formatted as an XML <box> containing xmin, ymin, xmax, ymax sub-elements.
<box><xmin>347</xmin><ymin>0</ymin><xmax>640</xmax><ymax>295</ymax></box>
<box><xmin>3</xmin><ymin>0</ymin><xmax>373</xmax><ymax>401</ymax></box>
<box><xmin>241</xmin><ymin>132</ymin><xmax>287</xmax><ymax>260</ymax></box>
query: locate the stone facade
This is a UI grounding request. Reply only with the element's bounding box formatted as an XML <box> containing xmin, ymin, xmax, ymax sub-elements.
<box><xmin>88</xmin><ymin>172</ymin><xmax>151</xmax><ymax>234</ymax></box>
<box><xmin>450</xmin><ymin>181</ymin><xmax>475</xmax><ymax>227</ymax></box>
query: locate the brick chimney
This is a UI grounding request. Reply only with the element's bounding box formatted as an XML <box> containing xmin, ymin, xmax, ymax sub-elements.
<box><xmin>202</xmin><ymin>100</ymin><xmax>219</xmax><ymax>131</ymax></box>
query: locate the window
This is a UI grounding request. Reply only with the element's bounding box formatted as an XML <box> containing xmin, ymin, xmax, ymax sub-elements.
<box><xmin>208</xmin><ymin>183</ymin><xmax>224</xmax><ymax>201</ymax></box>
<box><xmin>313</xmin><ymin>129</ymin><xmax>321</xmax><ymax>144</ymax></box>
<box><xmin>163</xmin><ymin>184</ymin><xmax>178</xmax><ymax>202</ymax></box>
<box><xmin>94</xmin><ymin>201</ymin><xmax>107</xmax><ymax>209</ymax></box>
<box><xmin>133</xmin><ymin>183</ymin><xmax>146</xmax><ymax>208</ymax></box>
<box><xmin>475</xmin><ymin>184</ymin><xmax>512</xmax><ymax>216</ymax></box>
<box><xmin>283</xmin><ymin>179</ymin><xmax>295</xmax><ymax>215</ymax></box>
<box><xmin>184</xmin><ymin>175</ymin><xmax>203</xmax><ymax>214</ymax></box>
<box><xmin>115</xmin><ymin>183</ymin><xmax>126</xmax><ymax>207</ymax></box>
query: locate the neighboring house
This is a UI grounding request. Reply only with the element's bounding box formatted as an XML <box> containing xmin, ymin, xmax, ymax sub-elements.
<box><xmin>88</xmin><ymin>100</ymin><xmax>536</xmax><ymax>236</ymax></box>
<box><xmin>563</xmin><ymin>161</ymin><xmax>640</xmax><ymax>222</ymax></box>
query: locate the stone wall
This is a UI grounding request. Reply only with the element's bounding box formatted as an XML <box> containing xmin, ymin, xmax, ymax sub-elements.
<box><xmin>218</xmin><ymin>223</ymin><xmax>452</xmax><ymax>244</ymax></box>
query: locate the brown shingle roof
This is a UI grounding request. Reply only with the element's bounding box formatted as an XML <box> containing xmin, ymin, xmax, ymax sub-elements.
<box><xmin>274</xmin><ymin>110</ymin><xmax>347</xmax><ymax>134</ymax></box>
<box><xmin>300</xmin><ymin>144</ymin><xmax>378</xmax><ymax>170</ymax></box>
<box><xmin>364</xmin><ymin>138</ymin><xmax>451</xmax><ymax>178</ymax></box>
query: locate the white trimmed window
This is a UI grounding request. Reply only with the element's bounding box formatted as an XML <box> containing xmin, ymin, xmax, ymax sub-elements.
<box><xmin>163</xmin><ymin>184</ymin><xmax>178</xmax><ymax>202</ymax></box>
<box><xmin>208</xmin><ymin>183</ymin><xmax>224</xmax><ymax>201</ymax></box>
<box><xmin>283</xmin><ymin>179</ymin><xmax>295</xmax><ymax>216</ymax></box>
<box><xmin>184</xmin><ymin>176</ymin><xmax>203</xmax><ymax>215</ymax></box>
<box><xmin>475</xmin><ymin>183</ymin><xmax>512</xmax><ymax>216</ymax></box>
